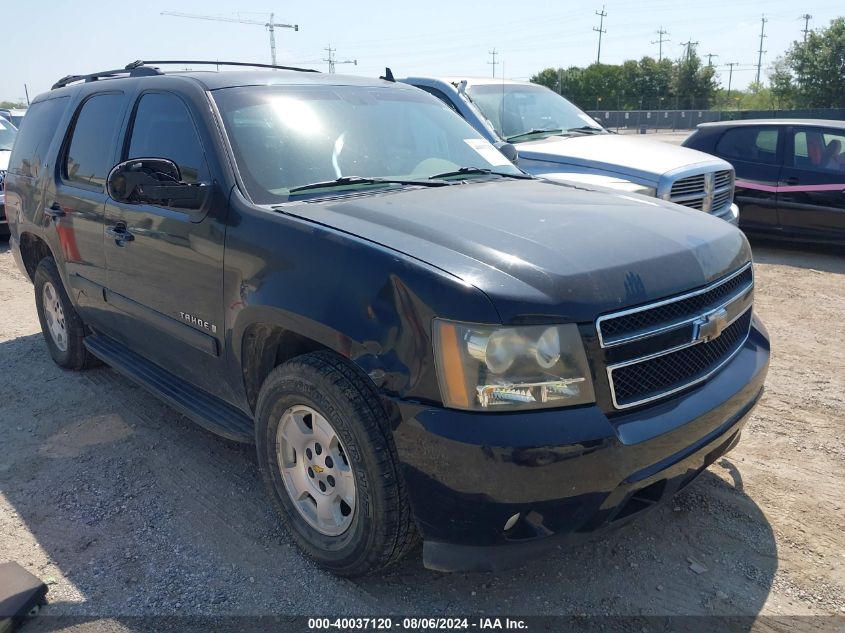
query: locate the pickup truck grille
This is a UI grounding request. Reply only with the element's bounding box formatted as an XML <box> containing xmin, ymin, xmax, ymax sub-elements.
<box><xmin>597</xmin><ymin>263</ymin><xmax>754</xmax><ymax>410</ymax></box>
<box><xmin>668</xmin><ymin>169</ymin><xmax>733</xmax><ymax>213</ymax></box>
<box><xmin>0</xmin><ymin>169</ymin><xmax>6</xmax><ymax>192</ymax></box>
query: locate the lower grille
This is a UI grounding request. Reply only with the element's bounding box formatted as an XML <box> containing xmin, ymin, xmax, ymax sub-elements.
<box><xmin>609</xmin><ymin>309</ymin><xmax>752</xmax><ymax>409</ymax></box>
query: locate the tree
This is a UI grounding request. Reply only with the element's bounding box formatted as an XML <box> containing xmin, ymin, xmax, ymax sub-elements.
<box><xmin>0</xmin><ymin>100</ymin><xmax>26</xmax><ymax>109</ymax></box>
<box><xmin>768</xmin><ymin>57</ymin><xmax>796</xmax><ymax>109</ymax></box>
<box><xmin>788</xmin><ymin>17</ymin><xmax>845</xmax><ymax>108</ymax></box>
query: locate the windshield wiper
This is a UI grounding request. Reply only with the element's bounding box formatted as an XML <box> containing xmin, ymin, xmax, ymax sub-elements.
<box><xmin>287</xmin><ymin>176</ymin><xmax>449</xmax><ymax>195</ymax></box>
<box><xmin>566</xmin><ymin>126</ymin><xmax>605</xmax><ymax>134</ymax></box>
<box><xmin>505</xmin><ymin>128</ymin><xmax>566</xmax><ymax>142</ymax></box>
<box><xmin>428</xmin><ymin>167</ymin><xmax>533</xmax><ymax>180</ymax></box>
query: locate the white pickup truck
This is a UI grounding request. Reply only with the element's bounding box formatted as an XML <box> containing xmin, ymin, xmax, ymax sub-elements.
<box><xmin>401</xmin><ymin>76</ymin><xmax>739</xmax><ymax>224</ymax></box>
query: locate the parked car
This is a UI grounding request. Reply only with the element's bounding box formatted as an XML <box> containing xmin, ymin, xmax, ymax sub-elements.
<box><xmin>400</xmin><ymin>76</ymin><xmax>740</xmax><ymax>224</ymax></box>
<box><xmin>6</xmin><ymin>61</ymin><xmax>769</xmax><ymax>576</ymax></box>
<box><xmin>2</xmin><ymin>108</ymin><xmax>27</xmax><ymax>128</ymax></box>
<box><xmin>0</xmin><ymin>116</ymin><xmax>18</xmax><ymax>236</ymax></box>
<box><xmin>683</xmin><ymin>119</ymin><xmax>845</xmax><ymax>244</ymax></box>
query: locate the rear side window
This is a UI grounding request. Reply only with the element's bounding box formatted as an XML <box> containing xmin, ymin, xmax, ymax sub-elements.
<box><xmin>64</xmin><ymin>93</ymin><xmax>125</xmax><ymax>190</ymax></box>
<box><xmin>7</xmin><ymin>97</ymin><xmax>69</xmax><ymax>179</ymax></box>
<box><xmin>126</xmin><ymin>92</ymin><xmax>209</xmax><ymax>184</ymax></box>
<box><xmin>715</xmin><ymin>127</ymin><xmax>780</xmax><ymax>164</ymax></box>
<box><xmin>793</xmin><ymin>129</ymin><xmax>845</xmax><ymax>173</ymax></box>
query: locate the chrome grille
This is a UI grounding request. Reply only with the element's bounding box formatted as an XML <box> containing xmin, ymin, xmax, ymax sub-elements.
<box><xmin>668</xmin><ymin>169</ymin><xmax>734</xmax><ymax>214</ymax></box>
<box><xmin>0</xmin><ymin>169</ymin><xmax>6</xmax><ymax>191</ymax></box>
<box><xmin>597</xmin><ymin>263</ymin><xmax>754</xmax><ymax>410</ymax></box>
<box><xmin>610</xmin><ymin>310</ymin><xmax>752</xmax><ymax>408</ymax></box>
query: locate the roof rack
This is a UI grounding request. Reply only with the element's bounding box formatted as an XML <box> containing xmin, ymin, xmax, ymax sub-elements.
<box><xmin>52</xmin><ymin>59</ymin><xmax>319</xmax><ymax>90</ymax></box>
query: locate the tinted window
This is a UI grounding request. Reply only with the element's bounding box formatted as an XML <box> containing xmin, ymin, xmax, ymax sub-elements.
<box><xmin>467</xmin><ymin>84</ymin><xmax>604</xmax><ymax>140</ymax></box>
<box><xmin>416</xmin><ymin>86</ymin><xmax>460</xmax><ymax>113</ymax></box>
<box><xmin>715</xmin><ymin>127</ymin><xmax>780</xmax><ymax>164</ymax></box>
<box><xmin>64</xmin><ymin>93</ymin><xmax>125</xmax><ymax>190</ymax></box>
<box><xmin>8</xmin><ymin>97</ymin><xmax>69</xmax><ymax>178</ymax></box>
<box><xmin>792</xmin><ymin>128</ymin><xmax>845</xmax><ymax>173</ymax></box>
<box><xmin>127</xmin><ymin>93</ymin><xmax>209</xmax><ymax>184</ymax></box>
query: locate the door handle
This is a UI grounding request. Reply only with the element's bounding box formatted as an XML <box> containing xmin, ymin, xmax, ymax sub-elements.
<box><xmin>45</xmin><ymin>203</ymin><xmax>66</xmax><ymax>219</ymax></box>
<box><xmin>784</xmin><ymin>176</ymin><xmax>800</xmax><ymax>186</ymax></box>
<box><xmin>106</xmin><ymin>224</ymin><xmax>135</xmax><ymax>244</ymax></box>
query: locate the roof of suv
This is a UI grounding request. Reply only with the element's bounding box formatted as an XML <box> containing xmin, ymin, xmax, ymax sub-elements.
<box><xmin>697</xmin><ymin>119</ymin><xmax>845</xmax><ymax>130</ymax></box>
<box><xmin>44</xmin><ymin>66</ymin><xmax>406</xmax><ymax>102</ymax></box>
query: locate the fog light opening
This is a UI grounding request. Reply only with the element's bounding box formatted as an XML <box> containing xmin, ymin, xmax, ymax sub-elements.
<box><xmin>503</xmin><ymin>512</ymin><xmax>521</xmax><ymax>532</ymax></box>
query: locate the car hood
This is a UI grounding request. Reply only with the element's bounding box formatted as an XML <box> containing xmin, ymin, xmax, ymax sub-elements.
<box><xmin>282</xmin><ymin>179</ymin><xmax>750</xmax><ymax>324</ymax></box>
<box><xmin>516</xmin><ymin>134</ymin><xmax>728</xmax><ymax>183</ymax></box>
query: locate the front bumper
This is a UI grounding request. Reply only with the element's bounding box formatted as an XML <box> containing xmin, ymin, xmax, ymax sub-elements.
<box><xmin>713</xmin><ymin>202</ymin><xmax>740</xmax><ymax>226</ymax></box>
<box><xmin>389</xmin><ymin>319</ymin><xmax>769</xmax><ymax>572</ymax></box>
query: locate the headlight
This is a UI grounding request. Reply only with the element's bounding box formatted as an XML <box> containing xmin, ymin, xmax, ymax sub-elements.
<box><xmin>432</xmin><ymin>320</ymin><xmax>595</xmax><ymax>411</ymax></box>
<box><xmin>601</xmin><ymin>181</ymin><xmax>656</xmax><ymax>196</ymax></box>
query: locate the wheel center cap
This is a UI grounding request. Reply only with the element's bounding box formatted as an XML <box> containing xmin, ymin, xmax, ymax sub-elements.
<box><xmin>312</xmin><ymin>464</ymin><xmax>325</xmax><ymax>474</ymax></box>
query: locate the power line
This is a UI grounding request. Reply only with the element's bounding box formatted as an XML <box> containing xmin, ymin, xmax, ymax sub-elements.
<box><xmin>756</xmin><ymin>14</ymin><xmax>768</xmax><ymax>85</ymax></box>
<box><xmin>800</xmin><ymin>14</ymin><xmax>813</xmax><ymax>42</ymax></box>
<box><xmin>487</xmin><ymin>48</ymin><xmax>498</xmax><ymax>77</ymax></box>
<box><xmin>593</xmin><ymin>6</ymin><xmax>607</xmax><ymax>64</ymax></box>
<box><xmin>651</xmin><ymin>27</ymin><xmax>669</xmax><ymax>62</ymax></box>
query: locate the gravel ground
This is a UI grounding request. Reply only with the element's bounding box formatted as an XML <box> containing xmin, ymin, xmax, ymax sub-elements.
<box><xmin>0</xmin><ymin>236</ymin><xmax>843</xmax><ymax>631</ymax></box>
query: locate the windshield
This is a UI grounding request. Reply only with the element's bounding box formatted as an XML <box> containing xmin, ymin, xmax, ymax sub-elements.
<box><xmin>466</xmin><ymin>83</ymin><xmax>605</xmax><ymax>142</ymax></box>
<box><xmin>0</xmin><ymin>118</ymin><xmax>16</xmax><ymax>151</ymax></box>
<box><xmin>213</xmin><ymin>85</ymin><xmax>522</xmax><ymax>204</ymax></box>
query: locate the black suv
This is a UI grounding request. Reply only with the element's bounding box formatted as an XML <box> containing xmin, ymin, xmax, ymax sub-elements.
<box><xmin>6</xmin><ymin>61</ymin><xmax>770</xmax><ymax>575</ymax></box>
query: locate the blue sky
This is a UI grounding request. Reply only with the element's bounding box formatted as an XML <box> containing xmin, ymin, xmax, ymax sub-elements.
<box><xmin>2</xmin><ymin>0</ymin><xmax>842</xmax><ymax>103</ymax></box>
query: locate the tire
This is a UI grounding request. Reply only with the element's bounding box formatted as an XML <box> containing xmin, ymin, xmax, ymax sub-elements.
<box><xmin>255</xmin><ymin>351</ymin><xmax>417</xmax><ymax>576</ymax></box>
<box><xmin>33</xmin><ymin>257</ymin><xmax>99</xmax><ymax>370</ymax></box>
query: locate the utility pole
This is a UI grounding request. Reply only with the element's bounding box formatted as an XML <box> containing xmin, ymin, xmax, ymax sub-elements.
<box><xmin>756</xmin><ymin>14</ymin><xmax>768</xmax><ymax>85</ymax></box>
<box><xmin>680</xmin><ymin>39</ymin><xmax>699</xmax><ymax>62</ymax></box>
<box><xmin>651</xmin><ymin>27</ymin><xmax>669</xmax><ymax>62</ymax></box>
<box><xmin>487</xmin><ymin>48</ymin><xmax>498</xmax><ymax>78</ymax></box>
<box><xmin>706</xmin><ymin>53</ymin><xmax>718</xmax><ymax>67</ymax></box>
<box><xmin>725</xmin><ymin>62</ymin><xmax>739</xmax><ymax>102</ymax></box>
<box><xmin>24</xmin><ymin>84</ymin><xmax>30</xmax><ymax>106</ymax></box>
<box><xmin>800</xmin><ymin>14</ymin><xmax>813</xmax><ymax>42</ymax></box>
<box><xmin>593</xmin><ymin>6</ymin><xmax>607</xmax><ymax>64</ymax></box>
<box><xmin>323</xmin><ymin>45</ymin><xmax>357</xmax><ymax>74</ymax></box>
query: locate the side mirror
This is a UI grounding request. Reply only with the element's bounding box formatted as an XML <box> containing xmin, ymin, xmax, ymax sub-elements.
<box><xmin>494</xmin><ymin>141</ymin><xmax>519</xmax><ymax>164</ymax></box>
<box><xmin>107</xmin><ymin>158</ymin><xmax>208</xmax><ymax>210</ymax></box>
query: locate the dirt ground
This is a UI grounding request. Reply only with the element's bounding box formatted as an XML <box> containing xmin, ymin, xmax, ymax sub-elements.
<box><xmin>0</xmin><ymin>236</ymin><xmax>843</xmax><ymax>631</ymax></box>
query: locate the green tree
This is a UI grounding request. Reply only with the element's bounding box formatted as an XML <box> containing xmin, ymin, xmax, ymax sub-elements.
<box><xmin>768</xmin><ymin>57</ymin><xmax>796</xmax><ymax>109</ymax></box>
<box><xmin>788</xmin><ymin>17</ymin><xmax>845</xmax><ymax>108</ymax></box>
<box><xmin>0</xmin><ymin>100</ymin><xmax>26</xmax><ymax>109</ymax></box>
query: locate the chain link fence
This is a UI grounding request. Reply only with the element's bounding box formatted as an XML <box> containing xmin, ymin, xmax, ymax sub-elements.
<box><xmin>585</xmin><ymin>109</ymin><xmax>845</xmax><ymax>132</ymax></box>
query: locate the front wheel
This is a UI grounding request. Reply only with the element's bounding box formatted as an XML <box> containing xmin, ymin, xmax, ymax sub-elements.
<box><xmin>255</xmin><ymin>351</ymin><xmax>417</xmax><ymax>576</ymax></box>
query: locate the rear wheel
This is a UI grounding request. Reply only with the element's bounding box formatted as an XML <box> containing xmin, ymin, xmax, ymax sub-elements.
<box><xmin>33</xmin><ymin>257</ymin><xmax>99</xmax><ymax>370</ymax></box>
<box><xmin>255</xmin><ymin>351</ymin><xmax>417</xmax><ymax>576</ymax></box>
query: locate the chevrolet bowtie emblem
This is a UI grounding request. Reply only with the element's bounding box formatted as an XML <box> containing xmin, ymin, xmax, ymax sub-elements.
<box><xmin>312</xmin><ymin>465</ymin><xmax>325</xmax><ymax>474</ymax></box>
<box><xmin>693</xmin><ymin>307</ymin><xmax>729</xmax><ymax>343</ymax></box>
